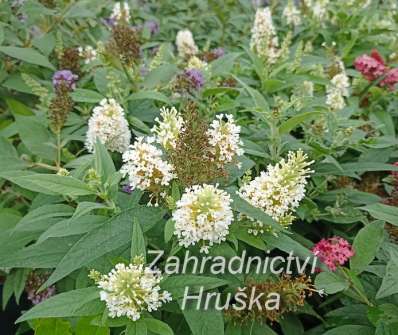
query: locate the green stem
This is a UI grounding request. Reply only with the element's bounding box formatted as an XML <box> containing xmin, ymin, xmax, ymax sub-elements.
<box><xmin>340</xmin><ymin>267</ymin><xmax>373</xmax><ymax>306</ymax></box>
<box><xmin>56</xmin><ymin>131</ymin><xmax>62</xmax><ymax>169</ymax></box>
<box><xmin>122</xmin><ymin>63</ymin><xmax>136</xmax><ymax>90</ymax></box>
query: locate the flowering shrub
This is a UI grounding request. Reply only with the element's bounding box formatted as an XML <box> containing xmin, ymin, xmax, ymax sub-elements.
<box><xmin>0</xmin><ymin>1</ymin><xmax>398</xmax><ymax>334</ymax></box>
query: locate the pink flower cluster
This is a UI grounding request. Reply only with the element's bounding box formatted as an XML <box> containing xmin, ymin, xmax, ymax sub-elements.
<box><xmin>311</xmin><ymin>237</ymin><xmax>355</xmax><ymax>271</ymax></box>
<box><xmin>354</xmin><ymin>49</ymin><xmax>398</xmax><ymax>90</ymax></box>
<box><xmin>25</xmin><ymin>271</ymin><xmax>56</xmax><ymax>305</ymax></box>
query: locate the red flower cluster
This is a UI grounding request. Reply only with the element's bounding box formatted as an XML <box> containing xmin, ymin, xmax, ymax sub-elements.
<box><xmin>311</xmin><ymin>237</ymin><xmax>355</xmax><ymax>271</ymax></box>
<box><xmin>354</xmin><ymin>49</ymin><xmax>398</xmax><ymax>90</ymax></box>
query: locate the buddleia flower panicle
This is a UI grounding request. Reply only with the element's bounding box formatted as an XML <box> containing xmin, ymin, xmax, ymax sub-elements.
<box><xmin>187</xmin><ymin>56</ymin><xmax>208</xmax><ymax>70</ymax></box>
<box><xmin>326</xmin><ymin>61</ymin><xmax>350</xmax><ymax>111</ymax></box>
<box><xmin>304</xmin><ymin>0</ymin><xmax>329</xmax><ymax>21</ymax></box>
<box><xmin>311</xmin><ymin>236</ymin><xmax>355</xmax><ymax>271</ymax></box>
<box><xmin>168</xmin><ymin>103</ymin><xmax>226</xmax><ymax>186</ymax></box>
<box><xmin>176</xmin><ymin>29</ymin><xmax>199</xmax><ymax>59</ymax></box>
<box><xmin>90</xmin><ymin>259</ymin><xmax>172</xmax><ymax>321</ymax></box>
<box><xmin>108</xmin><ymin>24</ymin><xmax>141</xmax><ymax>66</ymax></box>
<box><xmin>206</xmin><ymin>114</ymin><xmax>244</xmax><ymax>167</ymax></box>
<box><xmin>227</xmin><ymin>275</ymin><xmax>320</xmax><ymax>324</ymax></box>
<box><xmin>120</xmin><ymin>137</ymin><xmax>175</xmax><ymax>206</ymax></box>
<box><xmin>283</xmin><ymin>0</ymin><xmax>301</xmax><ymax>26</ymax></box>
<box><xmin>25</xmin><ymin>271</ymin><xmax>56</xmax><ymax>305</ymax></box>
<box><xmin>110</xmin><ymin>2</ymin><xmax>131</xmax><ymax>25</ymax></box>
<box><xmin>59</xmin><ymin>47</ymin><xmax>81</xmax><ymax>75</ymax></box>
<box><xmin>238</xmin><ymin>150</ymin><xmax>313</xmax><ymax>235</ymax></box>
<box><xmin>48</xmin><ymin>82</ymin><xmax>74</xmax><ymax>134</ymax></box>
<box><xmin>85</xmin><ymin>98</ymin><xmax>131</xmax><ymax>153</ymax></box>
<box><xmin>173</xmin><ymin>184</ymin><xmax>233</xmax><ymax>253</ymax></box>
<box><xmin>52</xmin><ymin>70</ymin><xmax>78</xmax><ymax>90</ymax></box>
<box><xmin>250</xmin><ymin>8</ymin><xmax>280</xmax><ymax>65</ymax></box>
<box><xmin>151</xmin><ymin>106</ymin><xmax>185</xmax><ymax>151</ymax></box>
<box><xmin>78</xmin><ymin>45</ymin><xmax>97</xmax><ymax>64</ymax></box>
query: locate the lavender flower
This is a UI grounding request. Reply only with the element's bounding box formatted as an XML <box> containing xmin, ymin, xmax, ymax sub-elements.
<box><xmin>122</xmin><ymin>184</ymin><xmax>133</xmax><ymax>194</ymax></box>
<box><xmin>184</xmin><ymin>68</ymin><xmax>205</xmax><ymax>89</ymax></box>
<box><xmin>52</xmin><ymin>70</ymin><xmax>78</xmax><ymax>90</ymax></box>
<box><xmin>145</xmin><ymin>21</ymin><xmax>159</xmax><ymax>36</ymax></box>
<box><xmin>212</xmin><ymin>47</ymin><xmax>225</xmax><ymax>59</ymax></box>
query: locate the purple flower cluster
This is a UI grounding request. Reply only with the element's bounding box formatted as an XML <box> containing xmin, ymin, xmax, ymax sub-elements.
<box><xmin>25</xmin><ymin>271</ymin><xmax>56</xmax><ymax>305</ymax></box>
<box><xmin>184</xmin><ymin>68</ymin><xmax>205</xmax><ymax>90</ymax></box>
<box><xmin>145</xmin><ymin>20</ymin><xmax>159</xmax><ymax>36</ymax></box>
<box><xmin>52</xmin><ymin>70</ymin><xmax>78</xmax><ymax>90</ymax></box>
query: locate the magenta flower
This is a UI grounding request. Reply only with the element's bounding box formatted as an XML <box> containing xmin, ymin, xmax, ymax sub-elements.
<box><xmin>184</xmin><ymin>68</ymin><xmax>205</xmax><ymax>89</ymax></box>
<box><xmin>354</xmin><ymin>50</ymin><xmax>386</xmax><ymax>82</ymax></box>
<box><xmin>311</xmin><ymin>237</ymin><xmax>355</xmax><ymax>271</ymax></box>
<box><xmin>380</xmin><ymin>68</ymin><xmax>398</xmax><ymax>90</ymax></box>
<box><xmin>52</xmin><ymin>70</ymin><xmax>78</xmax><ymax>90</ymax></box>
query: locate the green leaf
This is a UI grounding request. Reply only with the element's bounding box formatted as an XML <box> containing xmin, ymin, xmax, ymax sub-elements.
<box><xmin>131</xmin><ymin>218</ymin><xmax>146</xmax><ymax>261</ymax></box>
<box><xmin>233</xmin><ymin>76</ymin><xmax>269</xmax><ymax>112</ymax></box>
<box><xmin>13</xmin><ymin>204</ymin><xmax>74</xmax><ymax>233</ymax></box>
<box><xmin>94</xmin><ymin>139</ymin><xmax>116</xmax><ymax>184</ymax></box>
<box><xmin>13</xmin><ymin>268</ymin><xmax>30</xmax><ymax>304</ymax></box>
<box><xmin>164</xmin><ymin>219</ymin><xmax>175</xmax><ymax>243</ymax></box>
<box><xmin>211</xmin><ymin>53</ymin><xmax>240</xmax><ymax>76</ymax></box>
<box><xmin>323</xmin><ymin>325</ymin><xmax>374</xmax><ymax>335</ymax></box>
<box><xmin>0</xmin><ymin>236</ymin><xmax>80</xmax><ymax>268</ymax></box>
<box><xmin>76</xmin><ymin>317</ymin><xmax>110</xmax><ymax>335</ymax></box>
<box><xmin>70</xmin><ymin>89</ymin><xmax>104</xmax><ymax>103</ymax></box>
<box><xmin>16</xmin><ymin>287</ymin><xmax>104</xmax><ymax>322</ymax></box>
<box><xmin>33</xmin><ymin>319</ymin><xmax>72</xmax><ymax>335</ymax></box>
<box><xmin>126</xmin><ymin>319</ymin><xmax>147</xmax><ymax>335</ymax></box>
<box><xmin>13</xmin><ymin>113</ymin><xmax>57</xmax><ymax>161</ymax></box>
<box><xmin>350</xmin><ymin>221</ymin><xmax>384</xmax><ymax>274</ymax></box>
<box><xmin>0</xmin><ymin>136</ymin><xmax>29</xmax><ymax>171</ymax></box>
<box><xmin>0</xmin><ymin>46</ymin><xmax>55</xmax><ymax>69</ymax></box>
<box><xmin>161</xmin><ymin>275</ymin><xmax>228</xmax><ymax>298</ymax></box>
<box><xmin>360</xmin><ymin>203</ymin><xmax>398</xmax><ymax>226</ymax></box>
<box><xmin>279</xmin><ymin>111</ymin><xmax>324</xmax><ymax>134</ymax></box>
<box><xmin>73</xmin><ymin>202</ymin><xmax>109</xmax><ymax>219</ymax></box>
<box><xmin>376</xmin><ymin>259</ymin><xmax>398</xmax><ymax>299</ymax></box>
<box><xmin>181</xmin><ymin>301</ymin><xmax>224</xmax><ymax>335</ymax></box>
<box><xmin>145</xmin><ymin>318</ymin><xmax>174</xmax><ymax>335</ymax></box>
<box><xmin>128</xmin><ymin>91</ymin><xmax>171</xmax><ymax>104</ymax></box>
<box><xmin>44</xmin><ymin>207</ymin><xmax>165</xmax><ymax>287</ymax></box>
<box><xmin>37</xmin><ymin>215</ymin><xmax>106</xmax><ymax>244</ymax></box>
<box><xmin>315</xmin><ymin>271</ymin><xmax>349</xmax><ymax>294</ymax></box>
<box><xmin>10</xmin><ymin>174</ymin><xmax>94</xmax><ymax>197</ymax></box>
<box><xmin>143</xmin><ymin>64</ymin><xmax>178</xmax><ymax>89</ymax></box>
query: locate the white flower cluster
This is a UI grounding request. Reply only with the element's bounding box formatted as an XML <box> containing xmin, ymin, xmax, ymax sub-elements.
<box><xmin>283</xmin><ymin>0</ymin><xmax>301</xmax><ymax>26</ymax></box>
<box><xmin>96</xmin><ymin>261</ymin><xmax>172</xmax><ymax>321</ymax></box>
<box><xmin>304</xmin><ymin>0</ymin><xmax>329</xmax><ymax>21</ymax></box>
<box><xmin>151</xmin><ymin>107</ymin><xmax>185</xmax><ymax>150</ymax></box>
<box><xmin>173</xmin><ymin>184</ymin><xmax>233</xmax><ymax>253</ymax></box>
<box><xmin>206</xmin><ymin>114</ymin><xmax>244</xmax><ymax>167</ymax></box>
<box><xmin>85</xmin><ymin>98</ymin><xmax>131</xmax><ymax>153</ymax></box>
<box><xmin>238</xmin><ymin>150</ymin><xmax>313</xmax><ymax>235</ymax></box>
<box><xmin>176</xmin><ymin>30</ymin><xmax>198</xmax><ymax>59</ymax></box>
<box><xmin>326</xmin><ymin>65</ymin><xmax>350</xmax><ymax>111</ymax></box>
<box><xmin>120</xmin><ymin>137</ymin><xmax>175</xmax><ymax>203</ymax></box>
<box><xmin>250</xmin><ymin>8</ymin><xmax>280</xmax><ymax>65</ymax></box>
<box><xmin>110</xmin><ymin>2</ymin><xmax>131</xmax><ymax>24</ymax></box>
<box><xmin>187</xmin><ymin>56</ymin><xmax>208</xmax><ymax>70</ymax></box>
<box><xmin>78</xmin><ymin>46</ymin><xmax>97</xmax><ymax>64</ymax></box>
